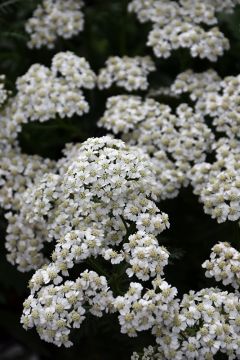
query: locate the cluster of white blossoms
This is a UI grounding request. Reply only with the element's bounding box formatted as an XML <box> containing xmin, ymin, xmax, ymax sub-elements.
<box><xmin>132</xmin><ymin>287</ymin><xmax>240</xmax><ymax>359</ymax></box>
<box><xmin>172</xmin><ymin>69</ymin><xmax>240</xmax><ymax>139</ymax></box>
<box><xmin>18</xmin><ymin>136</ymin><xmax>176</xmax><ymax>345</ymax></box>
<box><xmin>97</xmin><ymin>57</ymin><xmax>156</xmax><ymax>91</ymax></box>
<box><xmin>170</xmin><ymin>69</ymin><xmax>240</xmax><ymax>223</ymax></box>
<box><xmin>22</xmin><ymin>270</ymin><xmax>114</xmax><ymax>347</ymax></box>
<box><xmin>196</xmin><ymin>75</ymin><xmax>240</xmax><ymax>139</ymax></box>
<box><xmin>99</xmin><ymin>96</ymin><xmax>214</xmax><ymax>165</ymax></box>
<box><xmin>25</xmin><ymin>0</ymin><xmax>85</xmax><ymax>48</ymax></box>
<box><xmin>114</xmin><ymin>278</ymin><xmax>179</xmax><ymax>338</ymax></box>
<box><xmin>0</xmin><ymin>69</ymin><xmax>58</xmax><ymax>234</ymax></box>
<box><xmin>171</xmin><ymin>69</ymin><xmax>222</xmax><ymax>102</ymax></box>
<box><xmin>195</xmin><ymin>167</ymin><xmax>240</xmax><ymax>223</ymax></box>
<box><xmin>22</xmin><ymin>271</ymin><xmax>178</xmax><ymax>346</ymax></box>
<box><xmin>99</xmin><ymin>95</ymin><xmax>214</xmax><ymax>199</ymax></box>
<box><xmin>190</xmin><ymin>141</ymin><xmax>240</xmax><ymax>223</ymax></box>
<box><xmin>123</xmin><ymin>232</ymin><xmax>169</xmax><ymax>281</ymax></box>
<box><xmin>5</xmin><ymin>173</ymin><xmax>59</xmax><ymax>272</ymax></box>
<box><xmin>203</xmin><ymin>242</ymin><xmax>240</xmax><ymax>289</ymax></box>
<box><xmin>0</xmin><ymin>51</ymin><xmax>96</xmax><ymax>148</ymax></box>
<box><xmin>6</xmin><ymin>136</ymin><xmax>169</xmax><ymax>272</ymax></box>
<box><xmin>0</xmin><ymin>148</ymin><xmax>55</xmax><ymax>211</ymax></box>
<box><xmin>128</xmin><ymin>0</ymin><xmax>236</xmax><ymax>61</ymax></box>
<box><xmin>98</xmin><ymin>95</ymin><xmax>153</xmax><ymax>134</ymax></box>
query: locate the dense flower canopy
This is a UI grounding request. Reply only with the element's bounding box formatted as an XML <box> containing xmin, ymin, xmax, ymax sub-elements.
<box><xmin>0</xmin><ymin>0</ymin><xmax>239</xmax><ymax>359</ymax></box>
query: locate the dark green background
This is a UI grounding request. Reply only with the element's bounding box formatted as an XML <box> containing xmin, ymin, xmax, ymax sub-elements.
<box><xmin>0</xmin><ymin>1</ymin><xmax>240</xmax><ymax>358</ymax></box>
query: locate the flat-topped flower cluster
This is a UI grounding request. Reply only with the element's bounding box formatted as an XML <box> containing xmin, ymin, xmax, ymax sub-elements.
<box><xmin>131</xmin><ymin>284</ymin><xmax>240</xmax><ymax>359</ymax></box>
<box><xmin>0</xmin><ymin>51</ymin><xmax>96</xmax><ymax>151</ymax></box>
<box><xmin>203</xmin><ymin>242</ymin><xmax>240</xmax><ymax>289</ymax></box>
<box><xmin>99</xmin><ymin>96</ymin><xmax>214</xmax><ymax>200</ymax></box>
<box><xmin>128</xmin><ymin>0</ymin><xmax>239</xmax><ymax>61</ymax></box>
<box><xmin>19</xmin><ymin>136</ymin><xmax>172</xmax><ymax>346</ymax></box>
<box><xmin>97</xmin><ymin>56</ymin><xmax>156</xmax><ymax>91</ymax></box>
<box><xmin>26</xmin><ymin>0</ymin><xmax>85</xmax><ymax>48</ymax></box>
<box><xmin>6</xmin><ymin>136</ymin><xmax>168</xmax><ymax>270</ymax></box>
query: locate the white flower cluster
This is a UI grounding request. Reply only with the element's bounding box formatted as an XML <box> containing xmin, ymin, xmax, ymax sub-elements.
<box><xmin>196</xmin><ymin>76</ymin><xmax>240</xmax><ymax>139</ymax></box>
<box><xmin>155</xmin><ymin>288</ymin><xmax>240</xmax><ymax>359</ymax></box>
<box><xmin>170</xmin><ymin>70</ymin><xmax>240</xmax><ymax>223</ymax></box>
<box><xmin>21</xmin><ymin>240</ymin><xmax>175</xmax><ymax>344</ymax></box>
<box><xmin>99</xmin><ymin>95</ymin><xmax>214</xmax><ymax>199</ymax></box>
<box><xmin>0</xmin><ymin>134</ymin><xmax>56</xmax><ymax>269</ymax></box>
<box><xmin>98</xmin><ymin>95</ymin><xmax>151</xmax><ymax>134</ymax></box>
<box><xmin>6</xmin><ymin>136</ymin><xmax>169</xmax><ymax>272</ymax></box>
<box><xmin>114</xmin><ymin>278</ymin><xmax>178</xmax><ymax>338</ymax></box>
<box><xmin>194</xmin><ymin>168</ymin><xmax>240</xmax><ymax>223</ymax></box>
<box><xmin>25</xmin><ymin>0</ymin><xmax>85</xmax><ymax>49</ymax></box>
<box><xmin>171</xmin><ymin>69</ymin><xmax>221</xmax><ymax>102</ymax></box>
<box><xmin>63</xmin><ymin>136</ymin><xmax>183</xmax><ymax>202</ymax></box>
<box><xmin>150</xmin><ymin>152</ymin><xmax>185</xmax><ymax>200</ymax></box>
<box><xmin>128</xmin><ymin>0</ymin><xmax>233</xmax><ymax>61</ymax></box>
<box><xmin>132</xmin><ymin>287</ymin><xmax>240</xmax><ymax>359</ymax></box>
<box><xmin>22</xmin><ymin>267</ymin><xmax>177</xmax><ymax>346</ymax></box>
<box><xmin>123</xmin><ymin>232</ymin><xmax>169</xmax><ymax>280</ymax></box>
<box><xmin>203</xmin><ymin>242</ymin><xmax>240</xmax><ymax>289</ymax></box>
<box><xmin>1</xmin><ymin>1</ymin><xmax>240</xmax><ymax>357</ymax></box>
<box><xmin>97</xmin><ymin>57</ymin><xmax>155</xmax><ymax>91</ymax></box>
<box><xmin>188</xmin><ymin>131</ymin><xmax>240</xmax><ymax>222</ymax></box>
<box><xmin>100</xmin><ymin>96</ymin><xmax>214</xmax><ymax>165</ymax></box>
<box><xmin>5</xmin><ymin>173</ymin><xmax>59</xmax><ymax>271</ymax></box>
<box><xmin>18</xmin><ymin>136</ymin><xmax>175</xmax><ymax>346</ymax></box>
<box><xmin>172</xmin><ymin>69</ymin><xmax>240</xmax><ymax>139</ymax></box>
<box><xmin>0</xmin><ymin>52</ymin><xmax>96</xmax><ymax>147</ymax></box>
<box><xmin>0</xmin><ymin>148</ymin><xmax>55</xmax><ymax>211</ymax></box>
<box><xmin>22</xmin><ymin>270</ymin><xmax>114</xmax><ymax>347</ymax></box>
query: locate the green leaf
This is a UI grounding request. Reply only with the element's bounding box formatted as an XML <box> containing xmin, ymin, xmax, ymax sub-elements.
<box><xmin>0</xmin><ymin>0</ymin><xmax>22</xmax><ymax>14</ymax></box>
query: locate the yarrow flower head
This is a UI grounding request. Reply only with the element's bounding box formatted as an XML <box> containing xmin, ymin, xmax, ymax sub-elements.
<box><xmin>128</xmin><ymin>0</ymin><xmax>234</xmax><ymax>61</ymax></box>
<box><xmin>99</xmin><ymin>95</ymin><xmax>214</xmax><ymax>199</ymax></box>
<box><xmin>0</xmin><ymin>147</ymin><xmax>55</xmax><ymax>211</ymax></box>
<box><xmin>190</xmin><ymin>137</ymin><xmax>240</xmax><ymax>223</ymax></box>
<box><xmin>172</xmin><ymin>70</ymin><xmax>240</xmax><ymax>139</ymax></box>
<box><xmin>25</xmin><ymin>0</ymin><xmax>85</xmax><ymax>48</ymax></box>
<box><xmin>21</xmin><ymin>270</ymin><xmax>114</xmax><ymax>347</ymax></box>
<box><xmin>170</xmin><ymin>70</ymin><xmax>240</xmax><ymax>223</ymax></box>
<box><xmin>6</xmin><ymin>136</ymin><xmax>169</xmax><ymax>272</ymax></box>
<box><xmin>132</xmin><ymin>287</ymin><xmax>240</xmax><ymax>359</ymax></box>
<box><xmin>16</xmin><ymin>136</ymin><xmax>175</xmax><ymax>347</ymax></box>
<box><xmin>0</xmin><ymin>52</ymin><xmax>96</xmax><ymax>148</ymax></box>
<box><xmin>97</xmin><ymin>56</ymin><xmax>156</xmax><ymax>91</ymax></box>
<box><xmin>171</xmin><ymin>69</ymin><xmax>222</xmax><ymax>102</ymax></box>
<box><xmin>203</xmin><ymin>242</ymin><xmax>240</xmax><ymax>289</ymax></box>
<box><xmin>99</xmin><ymin>96</ymin><xmax>214</xmax><ymax>165</ymax></box>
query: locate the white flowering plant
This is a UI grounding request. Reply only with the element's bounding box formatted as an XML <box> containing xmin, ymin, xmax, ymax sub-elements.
<box><xmin>0</xmin><ymin>1</ymin><xmax>240</xmax><ymax>359</ymax></box>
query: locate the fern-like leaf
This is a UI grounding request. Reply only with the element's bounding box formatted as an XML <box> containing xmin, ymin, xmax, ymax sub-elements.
<box><xmin>0</xmin><ymin>0</ymin><xmax>22</xmax><ymax>14</ymax></box>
